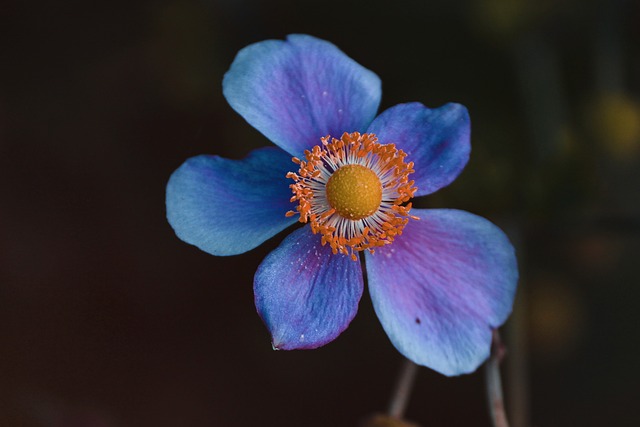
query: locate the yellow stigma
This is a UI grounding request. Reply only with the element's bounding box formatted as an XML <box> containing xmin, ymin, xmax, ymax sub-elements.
<box><xmin>325</xmin><ymin>164</ymin><xmax>382</xmax><ymax>220</ymax></box>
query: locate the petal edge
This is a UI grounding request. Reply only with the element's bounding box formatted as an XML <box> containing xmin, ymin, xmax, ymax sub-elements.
<box><xmin>254</xmin><ymin>226</ymin><xmax>364</xmax><ymax>350</ymax></box>
<box><xmin>367</xmin><ymin>102</ymin><xmax>471</xmax><ymax>196</ymax></box>
<box><xmin>166</xmin><ymin>147</ymin><xmax>297</xmax><ymax>256</ymax></box>
<box><xmin>223</xmin><ymin>34</ymin><xmax>382</xmax><ymax>156</ymax></box>
<box><xmin>365</xmin><ymin>209</ymin><xmax>518</xmax><ymax>376</ymax></box>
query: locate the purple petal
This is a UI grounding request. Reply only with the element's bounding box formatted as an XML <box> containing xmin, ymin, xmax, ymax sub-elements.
<box><xmin>223</xmin><ymin>34</ymin><xmax>381</xmax><ymax>157</ymax></box>
<box><xmin>364</xmin><ymin>209</ymin><xmax>518</xmax><ymax>376</ymax></box>
<box><xmin>166</xmin><ymin>147</ymin><xmax>297</xmax><ymax>256</ymax></box>
<box><xmin>254</xmin><ymin>226</ymin><xmax>364</xmax><ymax>350</ymax></box>
<box><xmin>367</xmin><ymin>102</ymin><xmax>471</xmax><ymax>196</ymax></box>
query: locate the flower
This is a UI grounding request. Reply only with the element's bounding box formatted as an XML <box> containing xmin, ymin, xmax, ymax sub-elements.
<box><xmin>166</xmin><ymin>34</ymin><xmax>518</xmax><ymax>376</ymax></box>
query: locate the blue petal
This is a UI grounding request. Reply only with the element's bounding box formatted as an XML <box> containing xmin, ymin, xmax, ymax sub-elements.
<box><xmin>367</xmin><ymin>102</ymin><xmax>471</xmax><ymax>197</ymax></box>
<box><xmin>223</xmin><ymin>34</ymin><xmax>381</xmax><ymax>157</ymax></box>
<box><xmin>364</xmin><ymin>209</ymin><xmax>518</xmax><ymax>376</ymax></box>
<box><xmin>166</xmin><ymin>147</ymin><xmax>297</xmax><ymax>256</ymax></box>
<box><xmin>254</xmin><ymin>226</ymin><xmax>364</xmax><ymax>350</ymax></box>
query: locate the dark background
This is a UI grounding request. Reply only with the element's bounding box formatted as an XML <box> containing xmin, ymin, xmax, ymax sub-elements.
<box><xmin>2</xmin><ymin>0</ymin><xmax>639</xmax><ymax>426</ymax></box>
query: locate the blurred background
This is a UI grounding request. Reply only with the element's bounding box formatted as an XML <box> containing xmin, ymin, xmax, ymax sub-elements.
<box><xmin>1</xmin><ymin>0</ymin><xmax>639</xmax><ymax>426</ymax></box>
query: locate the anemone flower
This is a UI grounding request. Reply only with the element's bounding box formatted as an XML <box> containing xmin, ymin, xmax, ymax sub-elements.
<box><xmin>166</xmin><ymin>34</ymin><xmax>518</xmax><ymax>376</ymax></box>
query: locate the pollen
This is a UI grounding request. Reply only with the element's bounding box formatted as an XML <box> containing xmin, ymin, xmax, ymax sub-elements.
<box><xmin>286</xmin><ymin>132</ymin><xmax>418</xmax><ymax>260</ymax></box>
<box><xmin>325</xmin><ymin>164</ymin><xmax>382</xmax><ymax>220</ymax></box>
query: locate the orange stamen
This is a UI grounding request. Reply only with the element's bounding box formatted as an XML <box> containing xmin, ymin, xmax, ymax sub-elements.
<box><xmin>286</xmin><ymin>132</ymin><xmax>418</xmax><ymax>260</ymax></box>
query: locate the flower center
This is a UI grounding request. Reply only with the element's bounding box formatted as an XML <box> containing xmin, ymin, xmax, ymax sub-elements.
<box><xmin>325</xmin><ymin>164</ymin><xmax>382</xmax><ymax>220</ymax></box>
<box><xmin>286</xmin><ymin>132</ymin><xmax>418</xmax><ymax>261</ymax></box>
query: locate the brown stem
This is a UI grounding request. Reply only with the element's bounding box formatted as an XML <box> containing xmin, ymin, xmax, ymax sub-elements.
<box><xmin>388</xmin><ymin>357</ymin><xmax>419</xmax><ymax>419</ymax></box>
<box><xmin>485</xmin><ymin>330</ymin><xmax>510</xmax><ymax>427</ymax></box>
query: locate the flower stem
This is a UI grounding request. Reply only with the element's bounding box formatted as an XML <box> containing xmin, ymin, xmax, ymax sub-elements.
<box><xmin>388</xmin><ymin>357</ymin><xmax>419</xmax><ymax>419</ymax></box>
<box><xmin>485</xmin><ymin>330</ymin><xmax>510</xmax><ymax>427</ymax></box>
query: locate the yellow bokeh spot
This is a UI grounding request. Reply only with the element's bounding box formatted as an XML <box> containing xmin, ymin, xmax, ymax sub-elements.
<box><xmin>361</xmin><ymin>414</ymin><xmax>420</xmax><ymax>427</ymax></box>
<box><xmin>591</xmin><ymin>92</ymin><xmax>640</xmax><ymax>159</ymax></box>
<box><xmin>529</xmin><ymin>277</ymin><xmax>586</xmax><ymax>361</ymax></box>
<box><xmin>325</xmin><ymin>164</ymin><xmax>382</xmax><ymax>220</ymax></box>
